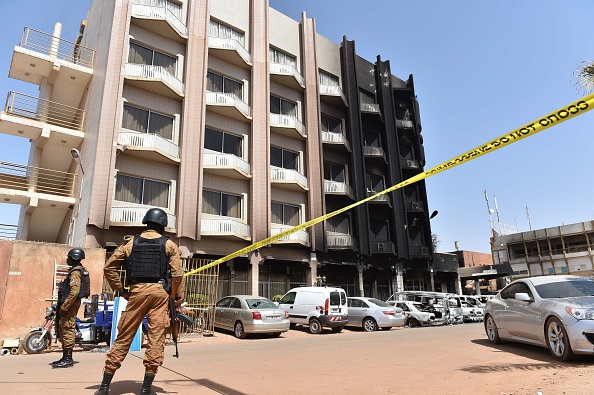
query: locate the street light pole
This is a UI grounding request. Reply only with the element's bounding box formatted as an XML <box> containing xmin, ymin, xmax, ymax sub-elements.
<box><xmin>69</xmin><ymin>148</ymin><xmax>85</xmax><ymax>246</ymax></box>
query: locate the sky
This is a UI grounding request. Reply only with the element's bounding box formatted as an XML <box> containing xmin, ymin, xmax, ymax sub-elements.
<box><xmin>1</xmin><ymin>1</ymin><xmax>593</xmax><ymax>254</ymax></box>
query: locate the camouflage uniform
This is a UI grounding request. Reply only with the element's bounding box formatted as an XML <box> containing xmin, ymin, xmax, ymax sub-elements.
<box><xmin>102</xmin><ymin>229</ymin><xmax>183</xmax><ymax>375</ymax></box>
<box><xmin>58</xmin><ymin>269</ymin><xmax>82</xmax><ymax>350</ymax></box>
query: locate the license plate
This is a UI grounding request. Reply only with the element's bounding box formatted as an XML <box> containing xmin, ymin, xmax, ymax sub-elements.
<box><xmin>268</xmin><ymin>315</ymin><xmax>281</xmax><ymax>320</ymax></box>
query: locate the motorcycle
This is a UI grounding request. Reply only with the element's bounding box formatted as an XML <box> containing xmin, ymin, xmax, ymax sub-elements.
<box><xmin>23</xmin><ymin>293</ymin><xmax>129</xmax><ymax>354</ymax></box>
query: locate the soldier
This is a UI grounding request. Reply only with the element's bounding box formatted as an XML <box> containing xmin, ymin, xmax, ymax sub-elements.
<box><xmin>95</xmin><ymin>208</ymin><xmax>184</xmax><ymax>395</ymax></box>
<box><xmin>53</xmin><ymin>248</ymin><xmax>90</xmax><ymax>368</ymax></box>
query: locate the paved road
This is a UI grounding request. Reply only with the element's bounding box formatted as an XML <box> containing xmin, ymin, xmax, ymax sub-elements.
<box><xmin>1</xmin><ymin>323</ymin><xmax>593</xmax><ymax>394</ymax></box>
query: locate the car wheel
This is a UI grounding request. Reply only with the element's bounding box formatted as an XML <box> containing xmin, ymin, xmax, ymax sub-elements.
<box><xmin>484</xmin><ymin>314</ymin><xmax>502</xmax><ymax>344</ymax></box>
<box><xmin>234</xmin><ymin>321</ymin><xmax>247</xmax><ymax>339</ymax></box>
<box><xmin>546</xmin><ymin>317</ymin><xmax>576</xmax><ymax>361</ymax></box>
<box><xmin>331</xmin><ymin>326</ymin><xmax>343</xmax><ymax>333</ymax></box>
<box><xmin>362</xmin><ymin>318</ymin><xmax>377</xmax><ymax>332</ymax></box>
<box><xmin>309</xmin><ymin>318</ymin><xmax>322</xmax><ymax>334</ymax></box>
<box><xmin>23</xmin><ymin>331</ymin><xmax>49</xmax><ymax>354</ymax></box>
<box><xmin>407</xmin><ymin>318</ymin><xmax>420</xmax><ymax>328</ymax></box>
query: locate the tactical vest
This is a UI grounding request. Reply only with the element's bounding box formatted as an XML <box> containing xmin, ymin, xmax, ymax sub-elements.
<box><xmin>58</xmin><ymin>266</ymin><xmax>91</xmax><ymax>304</ymax></box>
<box><xmin>126</xmin><ymin>235</ymin><xmax>169</xmax><ymax>282</ymax></box>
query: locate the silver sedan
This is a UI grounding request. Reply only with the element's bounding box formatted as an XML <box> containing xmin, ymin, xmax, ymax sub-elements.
<box><xmin>346</xmin><ymin>297</ymin><xmax>406</xmax><ymax>331</ymax></box>
<box><xmin>484</xmin><ymin>275</ymin><xmax>594</xmax><ymax>361</ymax></box>
<box><xmin>214</xmin><ymin>295</ymin><xmax>290</xmax><ymax>339</ymax></box>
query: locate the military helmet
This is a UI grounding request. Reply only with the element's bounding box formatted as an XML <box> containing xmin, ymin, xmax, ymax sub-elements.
<box><xmin>142</xmin><ymin>208</ymin><xmax>168</xmax><ymax>227</ymax></box>
<box><xmin>67</xmin><ymin>248</ymin><xmax>85</xmax><ymax>261</ymax></box>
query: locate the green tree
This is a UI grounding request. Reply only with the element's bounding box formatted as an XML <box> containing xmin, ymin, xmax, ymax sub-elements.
<box><xmin>431</xmin><ymin>232</ymin><xmax>440</xmax><ymax>253</ymax></box>
<box><xmin>574</xmin><ymin>61</ymin><xmax>594</xmax><ymax>94</ymax></box>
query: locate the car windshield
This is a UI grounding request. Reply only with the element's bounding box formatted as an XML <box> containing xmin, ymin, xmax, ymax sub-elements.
<box><xmin>368</xmin><ymin>298</ymin><xmax>391</xmax><ymax>307</ymax></box>
<box><xmin>246</xmin><ymin>298</ymin><xmax>277</xmax><ymax>309</ymax></box>
<box><xmin>534</xmin><ymin>280</ymin><xmax>594</xmax><ymax>299</ymax></box>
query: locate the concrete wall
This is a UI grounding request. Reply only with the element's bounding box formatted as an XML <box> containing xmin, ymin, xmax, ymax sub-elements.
<box><xmin>0</xmin><ymin>241</ymin><xmax>105</xmax><ymax>338</ymax></box>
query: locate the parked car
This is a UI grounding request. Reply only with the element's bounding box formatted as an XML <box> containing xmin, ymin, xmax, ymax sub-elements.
<box><xmin>391</xmin><ymin>300</ymin><xmax>436</xmax><ymax>327</ymax></box>
<box><xmin>484</xmin><ymin>275</ymin><xmax>594</xmax><ymax>361</ymax></box>
<box><xmin>346</xmin><ymin>297</ymin><xmax>405</xmax><ymax>331</ymax></box>
<box><xmin>214</xmin><ymin>295</ymin><xmax>290</xmax><ymax>339</ymax></box>
<box><xmin>456</xmin><ymin>295</ymin><xmax>485</xmax><ymax>323</ymax></box>
<box><xmin>277</xmin><ymin>286</ymin><xmax>348</xmax><ymax>334</ymax></box>
<box><xmin>387</xmin><ymin>291</ymin><xmax>463</xmax><ymax>325</ymax></box>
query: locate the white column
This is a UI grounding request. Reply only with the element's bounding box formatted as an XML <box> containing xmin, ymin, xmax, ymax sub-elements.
<box><xmin>247</xmin><ymin>250</ymin><xmax>263</xmax><ymax>295</ymax></box>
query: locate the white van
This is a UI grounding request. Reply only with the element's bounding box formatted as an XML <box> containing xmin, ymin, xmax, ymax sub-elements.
<box><xmin>277</xmin><ymin>286</ymin><xmax>348</xmax><ymax>334</ymax></box>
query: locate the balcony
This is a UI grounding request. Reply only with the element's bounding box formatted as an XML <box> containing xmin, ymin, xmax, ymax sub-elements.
<box><xmin>203</xmin><ymin>151</ymin><xmax>251</xmax><ymax>179</ymax></box>
<box><xmin>319</xmin><ymin>84</ymin><xmax>348</xmax><ymax>107</ymax></box>
<box><xmin>327</xmin><ymin>232</ymin><xmax>356</xmax><ymax>249</ymax></box>
<box><xmin>401</xmin><ymin>158</ymin><xmax>420</xmax><ymax>171</ymax></box>
<box><xmin>269</xmin><ymin>113</ymin><xmax>306</xmax><ymax>139</ymax></box>
<box><xmin>110</xmin><ymin>202</ymin><xmax>176</xmax><ymax>232</ymax></box>
<box><xmin>201</xmin><ymin>214</ymin><xmax>250</xmax><ymax>241</ymax></box>
<box><xmin>205</xmin><ymin>92</ymin><xmax>251</xmax><ymax>122</ymax></box>
<box><xmin>396</xmin><ymin>119</ymin><xmax>414</xmax><ymax>129</ymax></box>
<box><xmin>324</xmin><ymin>180</ymin><xmax>354</xmax><ymax>199</ymax></box>
<box><xmin>367</xmin><ymin>190</ymin><xmax>391</xmax><ymax>206</ymax></box>
<box><xmin>124</xmin><ymin>63</ymin><xmax>184</xmax><ymax>98</ymax></box>
<box><xmin>270</xmin><ymin>167</ymin><xmax>308</xmax><ymax>191</ymax></box>
<box><xmin>410</xmin><ymin>245</ymin><xmax>431</xmax><ymax>259</ymax></box>
<box><xmin>371</xmin><ymin>241</ymin><xmax>395</xmax><ymax>254</ymax></box>
<box><xmin>1</xmin><ymin>91</ymin><xmax>85</xmax><ymax>146</ymax></box>
<box><xmin>360</xmin><ymin>102</ymin><xmax>381</xmax><ymax>115</ymax></box>
<box><xmin>9</xmin><ymin>27</ymin><xmax>94</xmax><ymax>110</ymax></box>
<box><xmin>208</xmin><ymin>36</ymin><xmax>251</xmax><ymax>68</ymax></box>
<box><xmin>269</xmin><ymin>63</ymin><xmax>304</xmax><ymax>90</ymax></box>
<box><xmin>271</xmin><ymin>224</ymin><xmax>309</xmax><ymax>246</ymax></box>
<box><xmin>405</xmin><ymin>200</ymin><xmax>424</xmax><ymax>212</ymax></box>
<box><xmin>130</xmin><ymin>0</ymin><xmax>187</xmax><ymax>41</ymax></box>
<box><xmin>363</xmin><ymin>146</ymin><xmax>387</xmax><ymax>163</ymax></box>
<box><xmin>118</xmin><ymin>131</ymin><xmax>180</xmax><ymax>163</ymax></box>
<box><xmin>321</xmin><ymin>131</ymin><xmax>351</xmax><ymax>151</ymax></box>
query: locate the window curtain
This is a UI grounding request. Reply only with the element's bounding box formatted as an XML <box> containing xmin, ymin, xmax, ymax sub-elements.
<box><xmin>115</xmin><ymin>174</ymin><xmax>143</xmax><ymax>204</ymax></box>
<box><xmin>202</xmin><ymin>189</ymin><xmax>221</xmax><ymax>215</ymax></box>
<box><xmin>122</xmin><ymin>104</ymin><xmax>148</xmax><ymax>133</ymax></box>
<box><xmin>143</xmin><ymin>179</ymin><xmax>169</xmax><ymax>207</ymax></box>
<box><xmin>223</xmin><ymin>77</ymin><xmax>242</xmax><ymax>99</ymax></box>
<box><xmin>149</xmin><ymin>111</ymin><xmax>173</xmax><ymax>140</ymax></box>
<box><xmin>206</xmin><ymin>72</ymin><xmax>223</xmax><ymax>92</ymax></box>
<box><xmin>271</xmin><ymin>202</ymin><xmax>283</xmax><ymax>224</ymax></box>
<box><xmin>319</xmin><ymin>71</ymin><xmax>339</xmax><ymax>86</ymax></box>
<box><xmin>223</xmin><ymin>133</ymin><xmax>241</xmax><ymax>156</ymax></box>
<box><xmin>222</xmin><ymin>194</ymin><xmax>241</xmax><ymax>218</ymax></box>
<box><xmin>153</xmin><ymin>51</ymin><xmax>176</xmax><ymax>75</ymax></box>
<box><xmin>204</xmin><ymin>128</ymin><xmax>223</xmax><ymax>152</ymax></box>
<box><xmin>128</xmin><ymin>42</ymin><xmax>152</xmax><ymax>65</ymax></box>
<box><xmin>284</xmin><ymin>205</ymin><xmax>299</xmax><ymax>226</ymax></box>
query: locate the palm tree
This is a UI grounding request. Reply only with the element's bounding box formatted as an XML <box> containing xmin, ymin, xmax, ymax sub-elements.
<box><xmin>574</xmin><ymin>61</ymin><xmax>594</xmax><ymax>94</ymax></box>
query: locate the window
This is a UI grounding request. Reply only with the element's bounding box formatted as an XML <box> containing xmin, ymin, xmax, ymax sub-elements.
<box><xmin>271</xmin><ymin>202</ymin><xmax>300</xmax><ymax>226</ymax></box>
<box><xmin>319</xmin><ymin>70</ymin><xmax>339</xmax><ymax>87</ymax></box>
<box><xmin>128</xmin><ymin>42</ymin><xmax>176</xmax><ymax>76</ymax></box>
<box><xmin>204</xmin><ymin>127</ymin><xmax>242</xmax><ymax>157</ymax></box>
<box><xmin>122</xmin><ymin>104</ymin><xmax>174</xmax><ymax>140</ymax></box>
<box><xmin>115</xmin><ymin>174</ymin><xmax>169</xmax><ymax>208</ymax></box>
<box><xmin>366</xmin><ymin>173</ymin><xmax>385</xmax><ymax>192</ymax></box>
<box><xmin>206</xmin><ymin>71</ymin><xmax>243</xmax><ymax>100</ymax></box>
<box><xmin>202</xmin><ymin>189</ymin><xmax>241</xmax><ymax>218</ymax></box>
<box><xmin>270</xmin><ymin>146</ymin><xmax>297</xmax><ymax>170</ymax></box>
<box><xmin>279</xmin><ymin>291</ymin><xmax>296</xmax><ymax>305</ymax></box>
<box><xmin>209</xmin><ymin>19</ymin><xmax>245</xmax><ymax>47</ymax></box>
<box><xmin>364</xmin><ymin>130</ymin><xmax>382</xmax><ymax>148</ymax></box>
<box><xmin>269</xmin><ymin>47</ymin><xmax>296</xmax><ymax>68</ymax></box>
<box><xmin>359</xmin><ymin>89</ymin><xmax>376</xmax><ymax>105</ymax></box>
<box><xmin>321</xmin><ymin>114</ymin><xmax>343</xmax><ymax>135</ymax></box>
<box><xmin>327</xmin><ymin>213</ymin><xmax>350</xmax><ymax>235</ymax></box>
<box><xmin>324</xmin><ymin>161</ymin><xmax>346</xmax><ymax>182</ymax></box>
<box><xmin>370</xmin><ymin>220</ymin><xmax>389</xmax><ymax>241</ymax></box>
<box><xmin>500</xmin><ymin>282</ymin><xmax>531</xmax><ymax>300</ymax></box>
<box><xmin>270</xmin><ymin>95</ymin><xmax>297</xmax><ymax>117</ymax></box>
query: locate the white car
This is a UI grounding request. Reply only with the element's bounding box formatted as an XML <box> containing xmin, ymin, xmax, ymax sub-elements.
<box><xmin>346</xmin><ymin>297</ymin><xmax>405</xmax><ymax>331</ymax></box>
<box><xmin>392</xmin><ymin>301</ymin><xmax>435</xmax><ymax>327</ymax></box>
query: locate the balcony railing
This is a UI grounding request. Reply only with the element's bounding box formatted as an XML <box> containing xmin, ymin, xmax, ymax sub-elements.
<box><xmin>372</xmin><ymin>241</ymin><xmax>395</xmax><ymax>253</ymax></box>
<box><xmin>269</xmin><ymin>113</ymin><xmax>305</xmax><ymax>137</ymax></box>
<box><xmin>319</xmin><ymin>84</ymin><xmax>347</xmax><ymax>101</ymax></box>
<box><xmin>203</xmin><ymin>151</ymin><xmax>250</xmax><ymax>175</ymax></box>
<box><xmin>270</xmin><ymin>167</ymin><xmax>308</xmax><ymax>189</ymax></box>
<box><xmin>321</xmin><ymin>131</ymin><xmax>351</xmax><ymax>150</ymax></box>
<box><xmin>205</xmin><ymin>91</ymin><xmax>251</xmax><ymax>117</ymax></box>
<box><xmin>363</xmin><ymin>146</ymin><xmax>385</xmax><ymax>157</ymax></box>
<box><xmin>131</xmin><ymin>0</ymin><xmax>187</xmax><ymax>36</ymax></box>
<box><xmin>361</xmin><ymin>102</ymin><xmax>380</xmax><ymax>113</ymax></box>
<box><xmin>0</xmin><ymin>161</ymin><xmax>76</xmax><ymax>197</ymax></box>
<box><xmin>5</xmin><ymin>91</ymin><xmax>85</xmax><ymax>131</ymax></box>
<box><xmin>18</xmin><ymin>27</ymin><xmax>95</xmax><ymax>68</ymax></box>
<box><xmin>207</xmin><ymin>36</ymin><xmax>251</xmax><ymax>64</ymax></box>
<box><xmin>324</xmin><ymin>180</ymin><xmax>353</xmax><ymax>197</ymax></box>
<box><xmin>396</xmin><ymin>119</ymin><xmax>414</xmax><ymax>129</ymax></box>
<box><xmin>118</xmin><ymin>131</ymin><xmax>180</xmax><ymax>159</ymax></box>
<box><xmin>367</xmin><ymin>190</ymin><xmax>391</xmax><ymax>204</ymax></box>
<box><xmin>269</xmin><ymin>63</ymin><xmax>304</xmax><ymax>87</ymax></box>
<box><xmin>327</xmin><ymin>232</ymin><xmax>355</xmax><ymax>248</ymax></box>
<box><xmin>110</xmin><ymin>203</ymin><xmax>176</xmax><ymax>229</ymax></box>
<box><xmin>125</xmin><ymin>63</ymin><xmax>184</xmax><ymax>95</ymax></box>
<box><xmin>0</xmin><ymin>224</ymin><xmax>18</xmax><ymax>240</ymax></box>
<box><xmin>271</xmin><ymin>224</ymin><xmax>309</xmax><ymax>244</ymax></box>
<box><xmin>201</xmin><ymin>215</ymin><xmax>250</xmax><ymax>238</ymax></box>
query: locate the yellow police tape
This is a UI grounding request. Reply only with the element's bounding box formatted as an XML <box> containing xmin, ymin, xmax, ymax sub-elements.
<box><xmin>185</xmin><ymin>92</ymin><xmax>594</xmax><ymax>276</ymax></box>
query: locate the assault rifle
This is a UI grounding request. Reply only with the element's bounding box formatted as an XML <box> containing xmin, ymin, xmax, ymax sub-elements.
<box><xmin>168</xmin><ymin>297</ymin><xmax>179</xmax><ymax>358</ymax></box>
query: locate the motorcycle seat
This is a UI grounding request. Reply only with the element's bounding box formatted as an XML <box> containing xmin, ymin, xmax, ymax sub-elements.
<box><xmin>78</xmin><ymin>318</ymin><xmax>95</xmax><ymax>323</ymax></box>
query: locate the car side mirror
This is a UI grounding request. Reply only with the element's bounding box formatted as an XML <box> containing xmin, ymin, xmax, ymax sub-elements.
<box><xmin>514</xmin><ymin>292</ymin><xmax>532</xmax><ymax>302</ymax></box>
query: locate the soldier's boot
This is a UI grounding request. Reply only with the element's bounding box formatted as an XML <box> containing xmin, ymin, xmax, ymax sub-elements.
<box><xmin>51</xmin><ymin>349</ymin><xmax>68</xmax><ymax>365</ymax></box>
<box><xmin>139</xmin><ymin>373</ymin><xmax>157</xmax><ymax>395</ymax></box>
<box><xmin>94</xmin><ymin>371</ymin><xmax>114</xmax><ymax>395</ymax></box>
<box><xmin>53</xmin><ymin>349</ymin><xmax>74</xmax><ymax>368</ymax></box>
